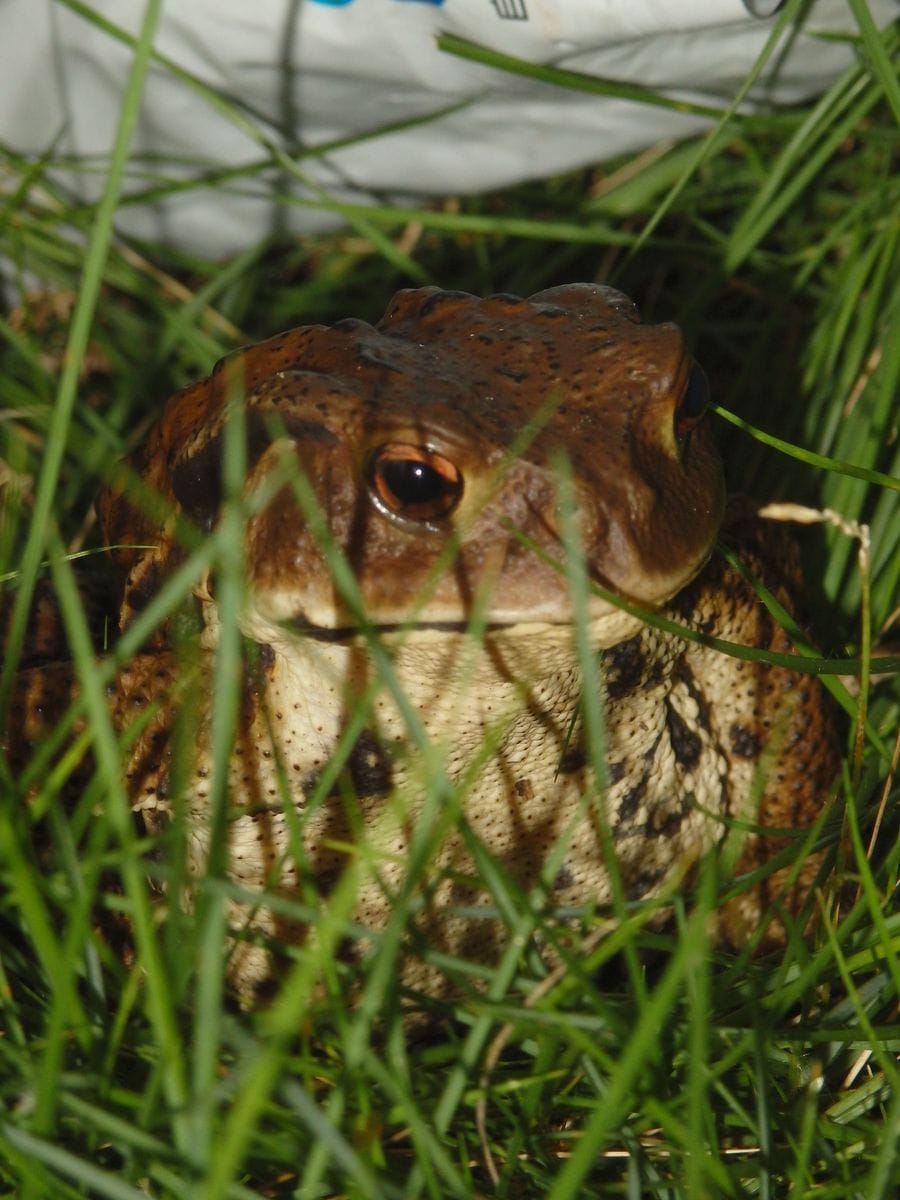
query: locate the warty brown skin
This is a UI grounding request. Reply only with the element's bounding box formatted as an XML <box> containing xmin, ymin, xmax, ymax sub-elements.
<box><xmin>4</xmin><ymin>284</ymin><xmax>839</xmax><ymax>1002</ymax></box>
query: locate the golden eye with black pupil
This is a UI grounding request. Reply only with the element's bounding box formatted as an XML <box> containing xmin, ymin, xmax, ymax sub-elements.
<box><xmin>367</xmin><ymin>443</ymin><xmax>464</xmax><ymax>522</ymax></box>
<box><xmin>674</xmin><ymin>362</ymin><xmax>709</xmax><ymax>442</ymax></box>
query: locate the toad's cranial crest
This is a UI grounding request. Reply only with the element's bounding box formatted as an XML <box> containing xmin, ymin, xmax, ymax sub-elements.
<box><xmin>7</xmin><ymin>284</ymin><xmax>838</xmax><ymax>1003</ymax></box>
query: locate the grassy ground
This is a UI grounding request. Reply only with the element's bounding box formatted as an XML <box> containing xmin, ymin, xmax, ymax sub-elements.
<box><xmin>1</xmin><ymin>3</ymin><xmax>898</xmax><ymax>1198</ymax></box>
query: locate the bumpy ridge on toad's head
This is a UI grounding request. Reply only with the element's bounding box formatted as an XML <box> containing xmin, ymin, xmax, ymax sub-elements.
<box><xmin>100</xmin><ymin>284</ymin><xmax>725</xmax><ymax>635</ymax></box>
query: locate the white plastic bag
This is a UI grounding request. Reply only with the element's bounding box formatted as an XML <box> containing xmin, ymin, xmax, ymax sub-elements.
<box><xmin>1</xmin><ymin>0</ymin><xmax>894</xmax><ymax>256</ymax></box>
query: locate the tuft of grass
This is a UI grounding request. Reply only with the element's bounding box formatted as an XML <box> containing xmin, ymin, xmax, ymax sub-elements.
<box><xmin>1</xmin><ymin>4</ymin><xmax>898</xmax><ymax>1198</ymax></box>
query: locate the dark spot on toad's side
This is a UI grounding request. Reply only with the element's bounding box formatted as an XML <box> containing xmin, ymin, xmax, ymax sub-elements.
<box><xmin>449</xmin><ymin>879</ymin><xmax>479</xmax><ymax>905</ymax></box>
<box><xmin>664</xmin><ymin>700</ymin><xmax>702</xmax><ymax>768</ymax></box>
<box><xmin>647</xmin><ymin>804</ymin><xmax>688</xmax><ymax>838</ymax></box>
<box><xmin>729</xmin><ymin>722</ymin><xmax>762</xmax><ymax>759</ymax></box>
<box><xmin>553</xmin><ymin>863</ymin><xmax>576</xmax><ymax>892</ymax></box>
<box><xmin>617</xmin><ymin>782</ymin><xmax>645</xmax><ymax>825</ymax></box>
<box><xmin>335</xmin><ymin>937</ymin><xmax>363</xmax><ymax>965</ymax></box>
<box><xmin>558</xmin><ymin>744</ymin><xmax>586</xmax><ymax>775</ymax></box>
<box><xmin>347</xmin><ymin>729</ymin><xmax>393</xmax><ymax>797</ymax></box>
<box><xmin>513</xmin><ymin>777</ymin><xmax>535</xmax><ymax>801</ymax></box>
<box><xmin>309</xmin><ymin>862</ymin><xmax>344</xmax><ymax>899</ymax></box>
<box><xmin>625</xmin><ymin>863</ymin><xmax>667</xmax><ymax>897</ymax></box>
<box><xmin>300</xmin><ymin>728</ymin><xmax>392</xmax><ymax>801</ymax></box>
<box><xmin>250</xmin><ymin>976</ymin><xmax>281</xmax><ymax>1004</ymax></box>
<box><xmin>607</xmin><ymin>760</ymin><xmax>626</xmax><ymax>785</ymax></box>
<box><xmin>603</xmin><ymin>635</ymin><xmax>646</xmax><ymax>700</ymax></box>
<box><xmin>647</xmin><ymin>656</ymin><xmax>667</xmax><ymax>687</ymax></box>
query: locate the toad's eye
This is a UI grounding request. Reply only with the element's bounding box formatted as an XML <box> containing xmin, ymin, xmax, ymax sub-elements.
<box><xmin>675</xmin><ymin>362</ymin><xmax>709</xmax><ymax>441</ymax></box>
<box><xmin>367</xmin><ymin>444</ymin><xmax>463</xmax><ymax>523</ymax></box>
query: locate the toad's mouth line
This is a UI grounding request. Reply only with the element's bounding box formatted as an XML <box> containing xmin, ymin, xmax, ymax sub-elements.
<box><xmin>271</xmin><ymin>587</ymin><xmax>651</xmax><ymax>644</ymax></box>
<box><xmin>282</xmin><ymin>618</ymin><xmax>566</xmax><ymax>642</ymax></box>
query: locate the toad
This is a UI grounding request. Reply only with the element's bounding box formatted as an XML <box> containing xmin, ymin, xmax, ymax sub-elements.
<box><xmin>5</xmin><ymin>284</ymin><xmax>839</xmax><ymax>999</ymax></box>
